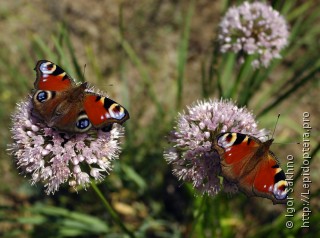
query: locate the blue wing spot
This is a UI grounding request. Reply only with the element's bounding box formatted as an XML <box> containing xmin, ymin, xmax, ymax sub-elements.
<box><xmin>37</xmin><ymin>91</ymin><xmax>48</xmax><ymax>102</ymax></box>
<box><xmin>76</xmin><ymin>118</ymin><xmax>91</xmax><ymax>129</ymax></box>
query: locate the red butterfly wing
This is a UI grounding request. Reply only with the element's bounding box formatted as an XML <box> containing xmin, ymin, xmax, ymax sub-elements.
<box><xmin>83</xmin><ymin>93</ymin><xmax>129</xmax><ymax>128</ymax></box>
<box><xmin>34</xmin><ymin>60</ymin><xmax>74</xmax><ymax>91</ymax></box>
<box><xmin>252</xmin><ymin>152</ymin><xmax>287</xmax><ymax>204</ymax></box>
<box><xmin>217</xmin><ymin>133</ymin><xmax>258</xmax><ymax>182</ymax></box>
<box><xmin>216</xmin><ymin>133</ymin><xmax>288</xmax><ymax>204</ymax></box>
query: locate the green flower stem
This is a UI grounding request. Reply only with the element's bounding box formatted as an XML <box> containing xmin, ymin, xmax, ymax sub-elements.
<box><xmin>176</xmin><ymin>0</ymin><xmax>195</xmax><ymax>109</ymax></box>
<box><xmin>91</xmin><ymin>181</ymin><xmax>136</xmax><ymax>238</ymax></box>
<box><xmin>188</xmin><ymin>195</ymin><xmax>207</xmax><ymax>238</ymax></box>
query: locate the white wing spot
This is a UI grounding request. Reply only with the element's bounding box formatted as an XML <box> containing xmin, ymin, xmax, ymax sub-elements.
<box><xmin>40</xmin><ymin>62</ymin><xmax>56</xmax><ymax>74</ymax></box>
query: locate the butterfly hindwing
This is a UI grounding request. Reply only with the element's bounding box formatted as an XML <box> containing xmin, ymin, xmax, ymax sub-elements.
<box><xmin>32</xmin><ymin>90</ymin><xmax>67</xmax><ymax>124</ymax></box>
<box><xmin>215</xmin><ymin>132</ymin><xmax>288</xmax><ymax>204</ymax></box>
<box><xmin>252</xmin><ymin>152</ymin><xmax>287</xmax><ymax>203</ymax></box>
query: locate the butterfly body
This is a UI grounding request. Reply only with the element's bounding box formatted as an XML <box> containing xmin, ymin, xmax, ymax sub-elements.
<box><xmin>214</xmin><ymin>132</ymin><xmax>288</xmax><ymax>204</ymax></box>
<box><xmin>32</xmin><ymin>60</ymin><xmax>129</xmax><ymax>133</ymax></box>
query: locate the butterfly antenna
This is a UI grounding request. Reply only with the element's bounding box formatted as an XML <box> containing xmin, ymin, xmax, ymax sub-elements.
<box><xmin>82</xmin><ymin>64</ymin><xmax>87</xmax><ymax>80</ymax></box>
<box><xmin>273</xmin><ymin>142</ymin><xmax>300</xmax><ymax>145</ymax></box>
<box><xmin>271</xmin><ymin>114</ymin><xmax>280</xmax><ymax>139</ymax></box>
<box><xmin>271</xmin><ymin>114</ymin><xmax>300</xmax><ymax>145</ymax></box>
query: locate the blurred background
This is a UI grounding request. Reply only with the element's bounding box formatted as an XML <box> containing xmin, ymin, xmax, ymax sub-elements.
<box><xmin>0</xmin><ymin>0</ymin><xmax>319</xmax><ymax>237</ymax></box>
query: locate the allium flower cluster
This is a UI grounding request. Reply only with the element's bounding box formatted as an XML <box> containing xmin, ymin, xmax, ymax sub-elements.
<box><xmin>8</xmin><ymin>98</ymin><xmax>124</xmax><ymax>195</ymax></box>
<box><xmin>218</xmin><ymin>1</ymin><xmax>289</xmax><ymax>68</ymax></box>
<box><xmin>164</xmin><ymin>99</ymin><xmax>268</xmax><ymax>196</ymax></box>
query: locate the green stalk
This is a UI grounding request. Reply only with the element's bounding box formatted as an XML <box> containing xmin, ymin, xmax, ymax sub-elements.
<box><xmin>239</xmin><ymin>69</ymin><xmax>260</xmax><ymax>106</ymax></box>
<box><xmin>188</xmin><ymin>195</ymin><xmax>207</xmax><ymax>238</ymax></box>
<box><xmin>91</xmin><ymin>181</ymin><xmax>136</xmax><ymax>238</ymax></box>
<box><xmin>64</xmin><ymin>30</ymin><xmax>85</xmax><ymax>83</ymax></box>
<box><xmin>207</xmin><ymin>40</ymin><xmax>223</xmax><ymax>97</ymax></box>
<box><xmin>258</xmin><ymin>67</ymin><xmax>320</xmax><ymax>117</ymax></box>
<box><xmin>228</xmin><ymin>54</ymin><xmax>254</xmax><ymax>99</ymax></box>
<box><xmin>111</xmin><ymin>30</ymin><xmax>164</xmax><ymax>117</ymax></box>
<box><xmin>176</xmin><ymin>0</ymin><xmax>195</xmax><ymax>109</ymax></box>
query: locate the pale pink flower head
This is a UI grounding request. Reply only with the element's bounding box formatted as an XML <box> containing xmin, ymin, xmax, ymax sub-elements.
<box><xmin>164</xmin><ymin>99</ymin><xmax>268</xmax><ymax>196</ymax></box>
<box><xmin>8</xmin><ymin>98</ymin><xmax>125</xmax><ymax>195</ymax></box>
<box><xmin>218</xmin><ymin>1</ymin><xmax>289</xmax><ymax>68</ymax></box>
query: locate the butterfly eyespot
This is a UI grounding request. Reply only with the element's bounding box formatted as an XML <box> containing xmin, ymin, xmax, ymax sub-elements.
<box><xmin>75</xmin><ymin>115</ymin><xmax>92</xmax><ymax>132</ymax></box>
<box><xmin>270</xmin><ymin>181</ymin><xmax>288</xmax><ymax>200</ymax></box>
<box><xmin>34</xmin><ymin>90</ymin><xmax>55</xmax><ymax>103</ymax></box>
<box><xmin>76</xmin><ymin>118</ymin><xmax>90</xmax><ymax>129</ymax></box>
<box><xmin>36</xmin><ymin>91</ymin><xmax>48</xmax><ymax>102</ymax></box>
<box><xmin>40</xmin><ymin>62</ymin><xmax>56</xmax><ymax>74</ymax></box>
<box><xmin>217</xmin><ymin>133</ymin><xmax>237</xmax><ymax>148</ymax></box>
<box><xmin>109</xmin><ymin>103</ymin><xmax>125</xmax><ymax>120</ymax></box>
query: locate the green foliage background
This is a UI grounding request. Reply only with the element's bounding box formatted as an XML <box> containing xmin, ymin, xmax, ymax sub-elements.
<box><xmin>0</xmin><ymin>0</ymin><xmax>319</xmax><ymax>237</ymax></box>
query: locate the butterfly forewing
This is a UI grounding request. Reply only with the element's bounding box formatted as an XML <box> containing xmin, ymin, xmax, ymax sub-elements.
<box><xmin>84</xmin><ymin>93</ymin><xmax>129</xmax><ymax>128</ymax></box>
<box><xmin>217</xmin><ymin>133</ymin><xmax>260</xmax><ymax>181</ymax></box>
<box><xmin>34</xmin><ymin>60</ymin><xmax>74</xmax><ymax>91</ymax></box>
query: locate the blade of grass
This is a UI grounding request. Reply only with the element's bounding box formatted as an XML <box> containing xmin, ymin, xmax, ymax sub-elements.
<box><xmin>238</xmin><ymin>68</ymin><xmax>260</xmax><ymax>106</ymax></box>
<box><xmin>201</xmin><ymin>59</ymin><xmax>208</xmax><ymax>98</ymax></box>
<box><xmin>207</xmin><ymin>40</ymin><xmax>223</xmax><ymax>97</ymax></box>
<box><xmin>64</xmin><ymin>31</ymin><xmax>85</xmax><ymax>83</ymax></box>
<box><xmin>240</xmin><ymin>58</ymin><xmax>283</xmax><ymax>107</ymax></box>
<box><xmin>110</xmin><ymin>30</ymin><xmax>164</xmax><ymax>117</ymax></box>
<box><xmin>85</xmin><ymin>45</ymin><xmax>104</xmax><ymax>83</ymax></box>
<box><xmin>32</xmin><ymin>35</ymin><xmax>57</xmax><ymax>61</ymax></box>
<box><xmin>52</xmin><ymin>35</ymin><xmax>69</xmax><ymax>66</ymax></box>
<box><xmin>188</xmin><ymin>196</ymin><xmax>207</xmax><ymax>238</ymax></box>
<box><xmin>117</xmin><ymin>4</ymin><xmax>133</xmax><ymax>145</ymax></box>
<box><xmin>227</xmin><ymin>54</ymin><xmax>254</xmax><ymax>100</ymax></box>
<box><xmin>254</xmin><ymin>53</ymin><xmax>320</xmax><ymax>111</ymax></box>
<box><xmin>16</xmin><ymin>41</ymin><xmax>36</xmax><ymax>71</ymax></box>
<box><xmin>0</xmin><ymin>57</ymin><xmax>29</xmax><ymax>93</ymax></box>
<box><xmin>91</xmin><ymin>181</ymin><xmax>136</xmax><ymax>238</ymax></box>
<box><xmin>176</xmin><ymin>0</ymin><xmax>195</xmax><ymax>109</ymax></box>
<box><xmin>219</xmin><ymin>52</ymin><xmax>236</xmax><ymax>98</ymax></box>
<box><xmin>279</xmin><ymin>0</ymin><xmax>297</xmax><ymax>15</ymax></box>
<box><xmin>253</xmin><ymin>25</ymin><xmax>320</xmax><ymax>109</ymax></box>
<box><xmin>258</xmin><ymin>67</ymin><xmax>320</xmax><ymax>117</ymax></box>
<box><xmin>286</xmin><ymin>1</ymin><xmax>313</xmax><ymax>22</ymax></box>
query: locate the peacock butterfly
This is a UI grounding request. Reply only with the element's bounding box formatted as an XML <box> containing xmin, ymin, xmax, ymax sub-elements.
<box><xmin>213</xmin><ymin>132</ymin><xmax>288</xmax><ymax>204</ymax></box>
<box><xmin>31</xmin><ymin>60</ymin><xmax>129</xmax><ymax>133</ymax></box>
